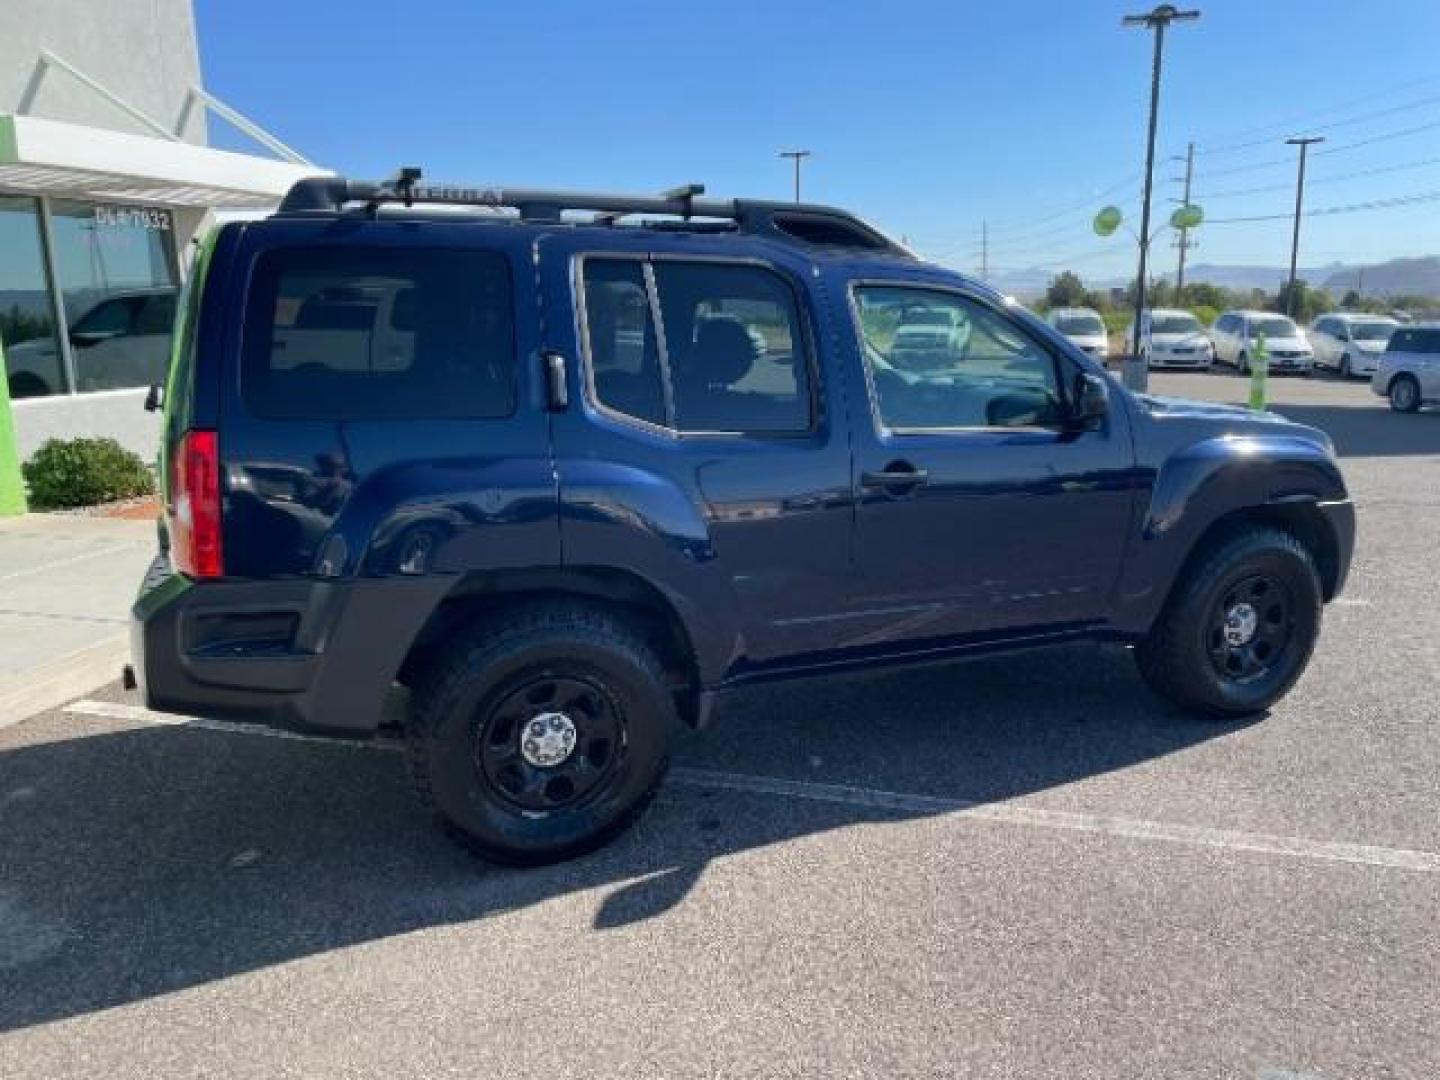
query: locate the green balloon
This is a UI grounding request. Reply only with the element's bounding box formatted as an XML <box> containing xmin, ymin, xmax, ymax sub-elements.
<box><xmin>1170</xmin><ymin>204</ymin><xmax>1204</xmax><ymax>230</ymax></box>
<box><xmin>1093</xmin><ymin>206</ymin><xmax>1122</xmax><ymax>237</ymax></box>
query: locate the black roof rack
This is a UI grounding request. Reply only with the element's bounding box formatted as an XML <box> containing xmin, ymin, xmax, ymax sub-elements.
<box><xmin>276</xmin><ymin>168</ymin><xmax>912</xmax><ymax>257</ymax></box>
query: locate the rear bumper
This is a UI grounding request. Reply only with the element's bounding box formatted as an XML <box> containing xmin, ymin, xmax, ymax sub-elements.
<box><xmin>130</xmin><ymin>554</ymin><xmax>449</xmax><ymax>733</ymax></box>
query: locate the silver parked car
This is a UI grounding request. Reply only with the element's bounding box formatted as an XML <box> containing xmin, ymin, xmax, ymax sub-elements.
<box><xmin>1047</xmin><ymin>306</ymin><xmax>1109</xmax><ymax>361</ymax></box>
<box><xmin>1125</xmin><ymin>308</ymin><xmax>1214</xmax><ymax>369</ymax></box>
<box><xmin>1211</xmin><ymin>310</ymin><xmax>1313</xmax><ymax>375</ymax></box>
<box><xmin>1371</xmin><ymin>323</ymin><xmax>1440</xmax><ymax>412</ymax></box>
<box><xmin>1309</xmin><ymin>312</ymin><xmax>1398</xmax><ymax>378</ymax></box>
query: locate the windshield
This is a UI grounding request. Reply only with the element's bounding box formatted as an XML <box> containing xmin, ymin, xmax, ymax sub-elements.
<box><xmin>1153</xmin><ymin>314</ymin><xmax>1201</xmax><ymax>334</ymax></box>
<box><xmin>1351</xmin><ymin>321</ymin><xmax>1396</xmax><ymax>342</ymax></box>
<box><xmin>1055</xmin><ymin>315</ymin><xmax>1104</xmax><ymax>335</ymax></box>
<box><xmin>1251</xmin><ymin>317</ymin><xmax>1299</xmax><ymax>338</ymax></box>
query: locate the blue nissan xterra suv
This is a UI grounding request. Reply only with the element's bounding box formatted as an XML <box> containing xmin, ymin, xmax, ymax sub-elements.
<box><xmin>130</xmin><ymin>170</ymin><xmax>1355</xmax><ymax>865</ymax></box>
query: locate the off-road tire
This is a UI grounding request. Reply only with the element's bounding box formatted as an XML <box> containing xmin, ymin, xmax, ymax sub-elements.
<box><xmin>406</xmin><ymin>603</ymin><xmax>676</xmax><ymax>866</ymax></box>
<box><xmin>1135</xmin><ymin>526</ymin><xmax>1322</xmax><ymax>718</ymax></box>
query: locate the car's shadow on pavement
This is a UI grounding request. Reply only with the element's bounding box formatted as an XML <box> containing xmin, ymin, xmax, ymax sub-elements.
<box><xmin>0</xmin><ymin>645</ymin><xmax>1249</xmax><ymax>1033</ymax></box>
<box><xmin>1264</xmin><ymin>402</ymin><xmax>1440</xmax><ymax>457</ymax></box>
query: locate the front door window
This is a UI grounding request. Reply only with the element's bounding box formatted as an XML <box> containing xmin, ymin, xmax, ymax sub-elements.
<box><xmin>852</xmin><ymin>286</ymin><xmax>1065</xmax><ymax>431</ymax></box>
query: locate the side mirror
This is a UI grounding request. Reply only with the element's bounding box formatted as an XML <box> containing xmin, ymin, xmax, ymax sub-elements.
<box><xmin>1072</xmin><ymin>371</ymin><xmax>1109</xmax><ymax>427</ymax></box>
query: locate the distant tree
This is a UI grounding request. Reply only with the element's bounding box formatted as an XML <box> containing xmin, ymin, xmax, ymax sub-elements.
<box><xmin>1182</xmin><ymin>282</ymin><xmax>1234</xmax><ymax>311</ymax></box>
<box><xmin>1045</xmin><ymin>271</ymin><xmax>1088</xmax><ymax>309</ymax></box>
<box><xmin>1274</xmin><ymin>280</ymin><xmax>1333</xmax><ymax>323</ymax></box>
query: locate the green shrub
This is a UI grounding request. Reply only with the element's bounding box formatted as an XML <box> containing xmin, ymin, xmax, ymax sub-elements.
<box><xmin>22</xmin><ymin>437</ymin><xmax>155</xmax><ymax>510</ymax></box>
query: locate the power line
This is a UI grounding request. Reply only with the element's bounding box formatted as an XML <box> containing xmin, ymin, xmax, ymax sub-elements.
<box><xmin>1314</xmin><ymin>117</ymin><xmax>1440</xmax><ymax>156</ymax></box>
<box><xmin>1192</xmin><ymin>117</ymin><xmax>1440</xmax><ymax>183</ymax></box>
<box><xmin>1196</xmin><ymin>154</ymin><xmax>1440</xmax><ymax>201</ymax></box>
<box><xmin>1177</xmin><ymin>72</ymin><xmax>1440</xmax><ymax>157</ymax></box>
<box><xmin>1205</xmin><ymin>186</ymin><xmax>1440</xmax><ymax>225</ymax></box>
<box><xmin>981</xmin><ymin>172</ymin><xmax>1141</xmax><ymax>240</ymax></box>
<box><xmin>1192</xmin><ymin>90</ymin><xmax>1440</xmax><ymax>158</ymax></box>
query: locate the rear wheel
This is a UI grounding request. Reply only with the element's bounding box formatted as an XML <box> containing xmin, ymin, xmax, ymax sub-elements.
<box><xmin>1237</xmin><ymin>351</ymin><xmax>1250</xmax><ymax>375</ymax></box>
<box><xmin>1135</xmin><ymin>527</ymin><xmax>1322</xmax><ymax>718</ymax></box>
<box><xmin>1389</xmin><ymin>374</ymin><xmax>1421</xmax><ymax>413</ymax></box>
<box><xmin>1339</xmin><ymin>353</ymin><xmax>1352</xmax><ymax>378</ymax></box>
<box><xmin>406</xmin><ymin>603</ymin><xmax>676</xmax><ymax>865</ymax></box>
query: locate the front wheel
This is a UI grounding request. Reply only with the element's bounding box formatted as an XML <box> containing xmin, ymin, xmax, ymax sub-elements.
<box><xmin>1237</xmin><ymin>351</ymin><xmax>1250</xmax><ymax>375</ymax></box>
<box><xmin>406</xmin><ymin>604</ymin><xmax>676</xmax><ymax>865</ymax></box>
<box><xmin>1339</xmin><ymin>354</ymin><xmax>1352</xmax><ymax>378</ymax></box>
<box><xmin>1135</xmin><ymin>527</ymin><xmax>1322</xmax><ymax>718</ymax></box>
<box><xmin>1389</xmin><ymin>374</ymin><xmax>1421</xmax><ymax>413</ymax></box>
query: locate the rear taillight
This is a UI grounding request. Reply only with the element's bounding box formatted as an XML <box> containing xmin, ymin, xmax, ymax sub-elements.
<box><xmin>170</xmin><ymin>429</ymin><xmax>223</xmax><ymax>578</ymax></box>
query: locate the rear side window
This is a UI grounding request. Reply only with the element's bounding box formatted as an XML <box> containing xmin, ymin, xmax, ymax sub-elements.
<box><xmin>581</xmin><ymin>258</ymin><xmax>812</xmax><ymax>434</ymax></box>
<box><xmin>1387</xmin><ymin>329</ymin><xmax>1440</xmax><ymax>353</ymax></box>
<box><xmin>242</xmin><ymin>247</ymin><xmax>514</xmax><ymax>419</ymax></box>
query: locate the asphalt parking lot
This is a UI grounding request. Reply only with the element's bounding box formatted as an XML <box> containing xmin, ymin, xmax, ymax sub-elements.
<box><xmin>2</xmin><ymin>368</ymin><xmax>1437</xmax><ymax>1079</ymax></box>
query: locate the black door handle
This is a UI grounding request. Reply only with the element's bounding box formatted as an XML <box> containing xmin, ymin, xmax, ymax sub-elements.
<box><xmin>862</xmin><ymin>465</ymin><xmax>929</xmax><ymax>489</ymax></box>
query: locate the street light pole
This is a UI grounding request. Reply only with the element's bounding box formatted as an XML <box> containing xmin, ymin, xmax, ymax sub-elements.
<box><xmin>1284</xmin><ymin>136</ymin><xmax>1324</xmax><ymax>318</ymax></box>
<box><xmin>778</xmin><ymin>149</ymin><xmax>811</xmax><ymax>203</ymax></box>
<box><xmin>1122</xmin><ymin>4</ymin><xmax>1200</xmax><ymax>392</ymax></box>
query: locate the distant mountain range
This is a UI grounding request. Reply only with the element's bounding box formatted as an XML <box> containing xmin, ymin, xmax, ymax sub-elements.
<box><xmin>985</xmin><ymin>256</ymin><xmax>1440</xmax><ymax>301</ymax></box>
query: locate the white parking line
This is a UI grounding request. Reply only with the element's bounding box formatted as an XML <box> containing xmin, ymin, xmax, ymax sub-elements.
<box><xmin>0</xmin><ymin>545</ymin><xmax>138</xmax><ymax>584</ymax></box>
<box><xmin>64</xmin><ymin>698</ymin><xmax>1440</xmax><ymax>874</ymax></box>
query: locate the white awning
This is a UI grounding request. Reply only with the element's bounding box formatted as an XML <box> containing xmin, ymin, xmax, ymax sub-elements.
<box><xmin>0</xmin><ymin>113</ymin><xmax>330</xmax><ymax>208</ymax></box>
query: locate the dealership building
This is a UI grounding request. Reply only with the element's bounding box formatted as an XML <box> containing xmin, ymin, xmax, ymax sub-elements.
<box><xmin>0</xmin><ymin>0</ymin><xmax>325</xmax><ymax>459</ymax></box>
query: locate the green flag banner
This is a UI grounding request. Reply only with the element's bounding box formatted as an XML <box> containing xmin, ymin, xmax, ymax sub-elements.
<box><xmin>1093</xmin><ymin>206</ymin><xmax>1122</xmax><ymax>237</ymax></box>
<box><xmin>0</xmin><ymin>337</ymin><xmax>28</xmax><ymax>516</ymax></box>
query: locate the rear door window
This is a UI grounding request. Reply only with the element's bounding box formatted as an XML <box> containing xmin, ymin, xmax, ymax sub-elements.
<box><xmin>653</xmin><ymin>262</ymin><xmax>811</xmax><ymax>434</ymax></box>
<box><xmin>579</xmin><ymin>258</ymin><xmax>813</xmax><ymax>434</ymax></box>
<box><xmin>242</xmin><ymin>246</ymin><xmax>515</xmax><ymax>419</ymax></box>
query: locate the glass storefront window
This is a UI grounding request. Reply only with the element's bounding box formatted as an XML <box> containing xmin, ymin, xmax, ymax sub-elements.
<box><xmin>0</xmin><ymin>196</ymin><xmax>65</xmax><ymax>398</ymax></box>
<box><xmin>48</xmin><ymin>200</ymin><xmax>178</xmax><ymax>393</ymax></box>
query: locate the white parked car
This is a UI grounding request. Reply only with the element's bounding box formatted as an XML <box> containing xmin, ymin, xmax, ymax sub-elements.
<box><xmin>4</xmin><ymin>286</ymin><xmax>177</xmax><ymax>397</ymax></box>
<box><xmin>1371</xmin><ymin>323</ymin><xmax>1440</xmax><ymax>412</ymax></box>
<box><xmin>888</xmin><ymin>305</ymin><xmax>970</xmax><ymax>369</ymax></box>
<box><xmin>1125</xmin><ymin>308</ymin><xmax>1214</xmax><ymax>369</ymax></box>
<box><xmin>1308</xmin><ymin>312</ymin><xmax>1398</xmax><ymax>378</ymax></box>
<box><xmin>1046</xmin><ymin>307</ymin><xmax>1109</xmax><ymax>361</ymax></box>
<box><xmin>1211</xmin><ymin>310</ymin><xmax>1313</xmax><ymax>375</ymax></box>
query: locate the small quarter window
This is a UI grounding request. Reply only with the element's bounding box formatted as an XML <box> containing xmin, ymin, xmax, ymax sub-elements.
<box><xmin>242</xmin><ymin>246</ymin><xmax>515</xmax><ymax>420</ymax></box>
<box><xmin>582</xmin><ymin>260</ymin><xmax>665</xmax><ymax>427</ymax></box>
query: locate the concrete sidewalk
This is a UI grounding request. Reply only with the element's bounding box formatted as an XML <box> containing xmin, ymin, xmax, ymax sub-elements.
<box><xmin>0</xmin><ymin>514</ymin><xmax>156</xmax><ymax>727</ymax></box>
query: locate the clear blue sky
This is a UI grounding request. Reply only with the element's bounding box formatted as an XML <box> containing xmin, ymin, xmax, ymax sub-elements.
<box><xmin>196</xmin><ymin>0</ymin><xmax>1440</xmax><ymax>284</ymax></box>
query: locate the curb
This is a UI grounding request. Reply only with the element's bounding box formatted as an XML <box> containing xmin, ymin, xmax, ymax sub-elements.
<box><xmin>0</xmin><ymin>633</ymin><xmax>130</xmax><ymax>731</ymax></box>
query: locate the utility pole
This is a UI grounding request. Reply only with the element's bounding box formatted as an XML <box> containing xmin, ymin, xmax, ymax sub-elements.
<box><xmin>1284</xmin><ymin>136</ymin><xmax>1324</xmax><ymax>318</ymax></box>
<box><xmin>1122</xmin><ymin>4</ymin><xmax>1200</xmax><ymax>392</ymax></box>
<box><xmin>1174</xmin><ymin>141</ymin><xmax>1195</xmax><ymax>294</ymax></box>
<box><xmin>778</xmin><ymin>149</ymin><xmax>811</xmax><ymax>203</ymax></box>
